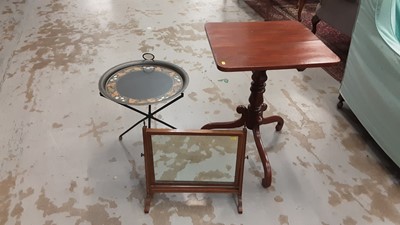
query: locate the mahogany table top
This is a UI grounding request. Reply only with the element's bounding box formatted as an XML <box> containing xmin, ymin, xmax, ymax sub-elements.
<box><xmin>205</xmin><ymin>21</ymin><xmax>341</xmax><ymax>72</ymax></box>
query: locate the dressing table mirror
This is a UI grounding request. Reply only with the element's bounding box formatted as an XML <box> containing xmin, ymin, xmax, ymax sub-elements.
<box><xmin>142</xmin><ymin>127</ymin><xmax>247</xmax><ymax>213</ymax></box>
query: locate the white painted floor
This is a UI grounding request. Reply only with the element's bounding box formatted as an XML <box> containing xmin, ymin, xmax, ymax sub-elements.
<box><xmin>1</xmin><ymin>0</ymin><xmax>399</xmax><ymax>225</ymax></box>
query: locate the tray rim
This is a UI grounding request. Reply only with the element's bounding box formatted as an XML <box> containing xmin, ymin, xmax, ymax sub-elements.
<box><xmin>99</xmin><ymin>59</ymin><xmax>189</xmax><ymax>105</ymax></box>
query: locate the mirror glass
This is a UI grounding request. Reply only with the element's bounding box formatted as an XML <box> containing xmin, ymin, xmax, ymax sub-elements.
<box><xmin>151</xmin><ymin>135</ymin><xmax>239</xmax><ymax>182</ymax></box>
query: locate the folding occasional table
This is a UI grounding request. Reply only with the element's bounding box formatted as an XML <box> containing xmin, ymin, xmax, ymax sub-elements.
<box><xmin>99</xmin><ymin>53</ymin><xmax>189</xmax><ymax>140</ymax></box>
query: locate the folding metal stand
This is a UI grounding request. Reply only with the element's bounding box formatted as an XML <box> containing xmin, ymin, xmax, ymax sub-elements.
<box><xmin>108</xmin><ymin>93</ymin><xmax>184</xmax><ymax>140</ymax></box>
<box><xmin>99</xmin><ymin>54</ymin><xmax>189</xmax><ymax>141</ymax></box>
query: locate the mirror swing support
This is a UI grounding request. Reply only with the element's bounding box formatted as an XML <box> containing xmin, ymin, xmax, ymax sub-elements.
<box><xmin>142</xmin><ymin>126</ymin><xmax>247</xmax><ymax>213</ymax></box>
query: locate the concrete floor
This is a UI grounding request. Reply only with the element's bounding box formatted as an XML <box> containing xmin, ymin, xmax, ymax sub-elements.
<box><xmin>1</xmin><ymin>0</ymin><xmax>399</xmax><ymax>224</ymax></box>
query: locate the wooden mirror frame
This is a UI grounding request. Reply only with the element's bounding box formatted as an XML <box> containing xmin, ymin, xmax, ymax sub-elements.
<box><xmin>142</xmin><ymin>126</ymin><xmax>247</xmax><ymax>213</ymax></box>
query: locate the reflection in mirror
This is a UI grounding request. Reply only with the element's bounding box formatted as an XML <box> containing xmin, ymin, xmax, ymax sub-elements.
<box><xmin>151</xmin><ymin>135</ymin><xmax>239</xmax><ymax>182</ymax></box>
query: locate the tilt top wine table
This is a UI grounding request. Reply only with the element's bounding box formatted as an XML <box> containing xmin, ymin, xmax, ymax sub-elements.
<box><xmin>202</xmin><ymin>21</ymin><xmax>340</xmax><ymax>188</ymax></box>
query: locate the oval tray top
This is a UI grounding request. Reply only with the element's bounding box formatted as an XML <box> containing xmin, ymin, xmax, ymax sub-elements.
<box><xmin>99</xmin><ymin>59</ymin><xmax>189</xmax><ymax>105</ymax></box>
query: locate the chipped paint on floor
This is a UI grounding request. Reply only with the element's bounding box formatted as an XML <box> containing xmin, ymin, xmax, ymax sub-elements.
<box><xmin>0</xmin><ymin>0</ymin><xmax>399</xmax><ymax>225</ymax></box>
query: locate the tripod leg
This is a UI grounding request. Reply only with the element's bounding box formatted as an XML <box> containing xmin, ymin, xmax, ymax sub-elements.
<box><xmin>202</xmin><ymin>117</ymin><xmax>245</xmax><ymax>129</ymax></box>
<box><xmin>201</xmin><ymin>105</ymin><xmax>247</xmax><ymax>129</ymax></box>
<box><xmin>252</xmin><ymin>126</ymin><xmax>272</xmax><ymax>188</ymax></box>
<box><xmin>261</xmin><ymin>115</ymin><xmax>284</xmax><ymax>131</ymax></box>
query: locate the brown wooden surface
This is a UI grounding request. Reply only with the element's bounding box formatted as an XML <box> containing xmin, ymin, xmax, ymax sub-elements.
<box><xmin>205</xmin><ymin>21</ymin><xmax>340</xmax><ymax>72</ymax></box>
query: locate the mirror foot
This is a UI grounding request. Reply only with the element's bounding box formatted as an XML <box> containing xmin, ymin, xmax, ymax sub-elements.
<box><xmin>144</xmin><ymin>194</ymin><xmax>152</xmax><ymax>213</ymax></box>
<box><xmin>236</xmin><ymin>194</ymin><xmax>243</xmax><ymax>214</ymax></box>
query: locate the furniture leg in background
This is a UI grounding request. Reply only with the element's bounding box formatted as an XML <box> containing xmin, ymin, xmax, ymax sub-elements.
<box><xmin>297</xmin><ymin>0</ymin><xmax>305</xmax><ymax>21</ymax></box>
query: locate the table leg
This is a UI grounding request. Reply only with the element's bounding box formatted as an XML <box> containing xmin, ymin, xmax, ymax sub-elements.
<box><xmin>247</xmin><ymin>71</ymin><xmax>282</xmax><ymax>188</ymax></box>
<box><xmin>202</xmin><ymin>70</ymin><xmax>284</xmax><ymax>188</ymax></box>
<box><xmin>264</xmin><ymin>0</ymin><xmax>273</xmax><ymax>21</ymax></box>
<box><xmin>201</xmin><ymin>105</ymin><xmax>247</xmax><ymax>129</ymax></box>
<box><xmin>252</xmin><ymin>125</ymin><xmax>272</xmax><ymax>187</ymax></box>
<box><xmin>117</xmin><ymin>93</ymin><xmax>184</xmax><ymax>140</ymax></box>
<box><xmin>297</xmin><ymin>0</ymin><xmax>305</xmax><ymax>21</ymax></box>
<box><xmin>262</xmin><ymin>115</ymin><xmax>284</xmax><ymax>131</ymax></box>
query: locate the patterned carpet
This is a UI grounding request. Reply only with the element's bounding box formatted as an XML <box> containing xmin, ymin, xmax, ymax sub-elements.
<box><xmin>245</xmin><ymin>0</ymin><xmax>351</xmax><ymax>82</ymax></box>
